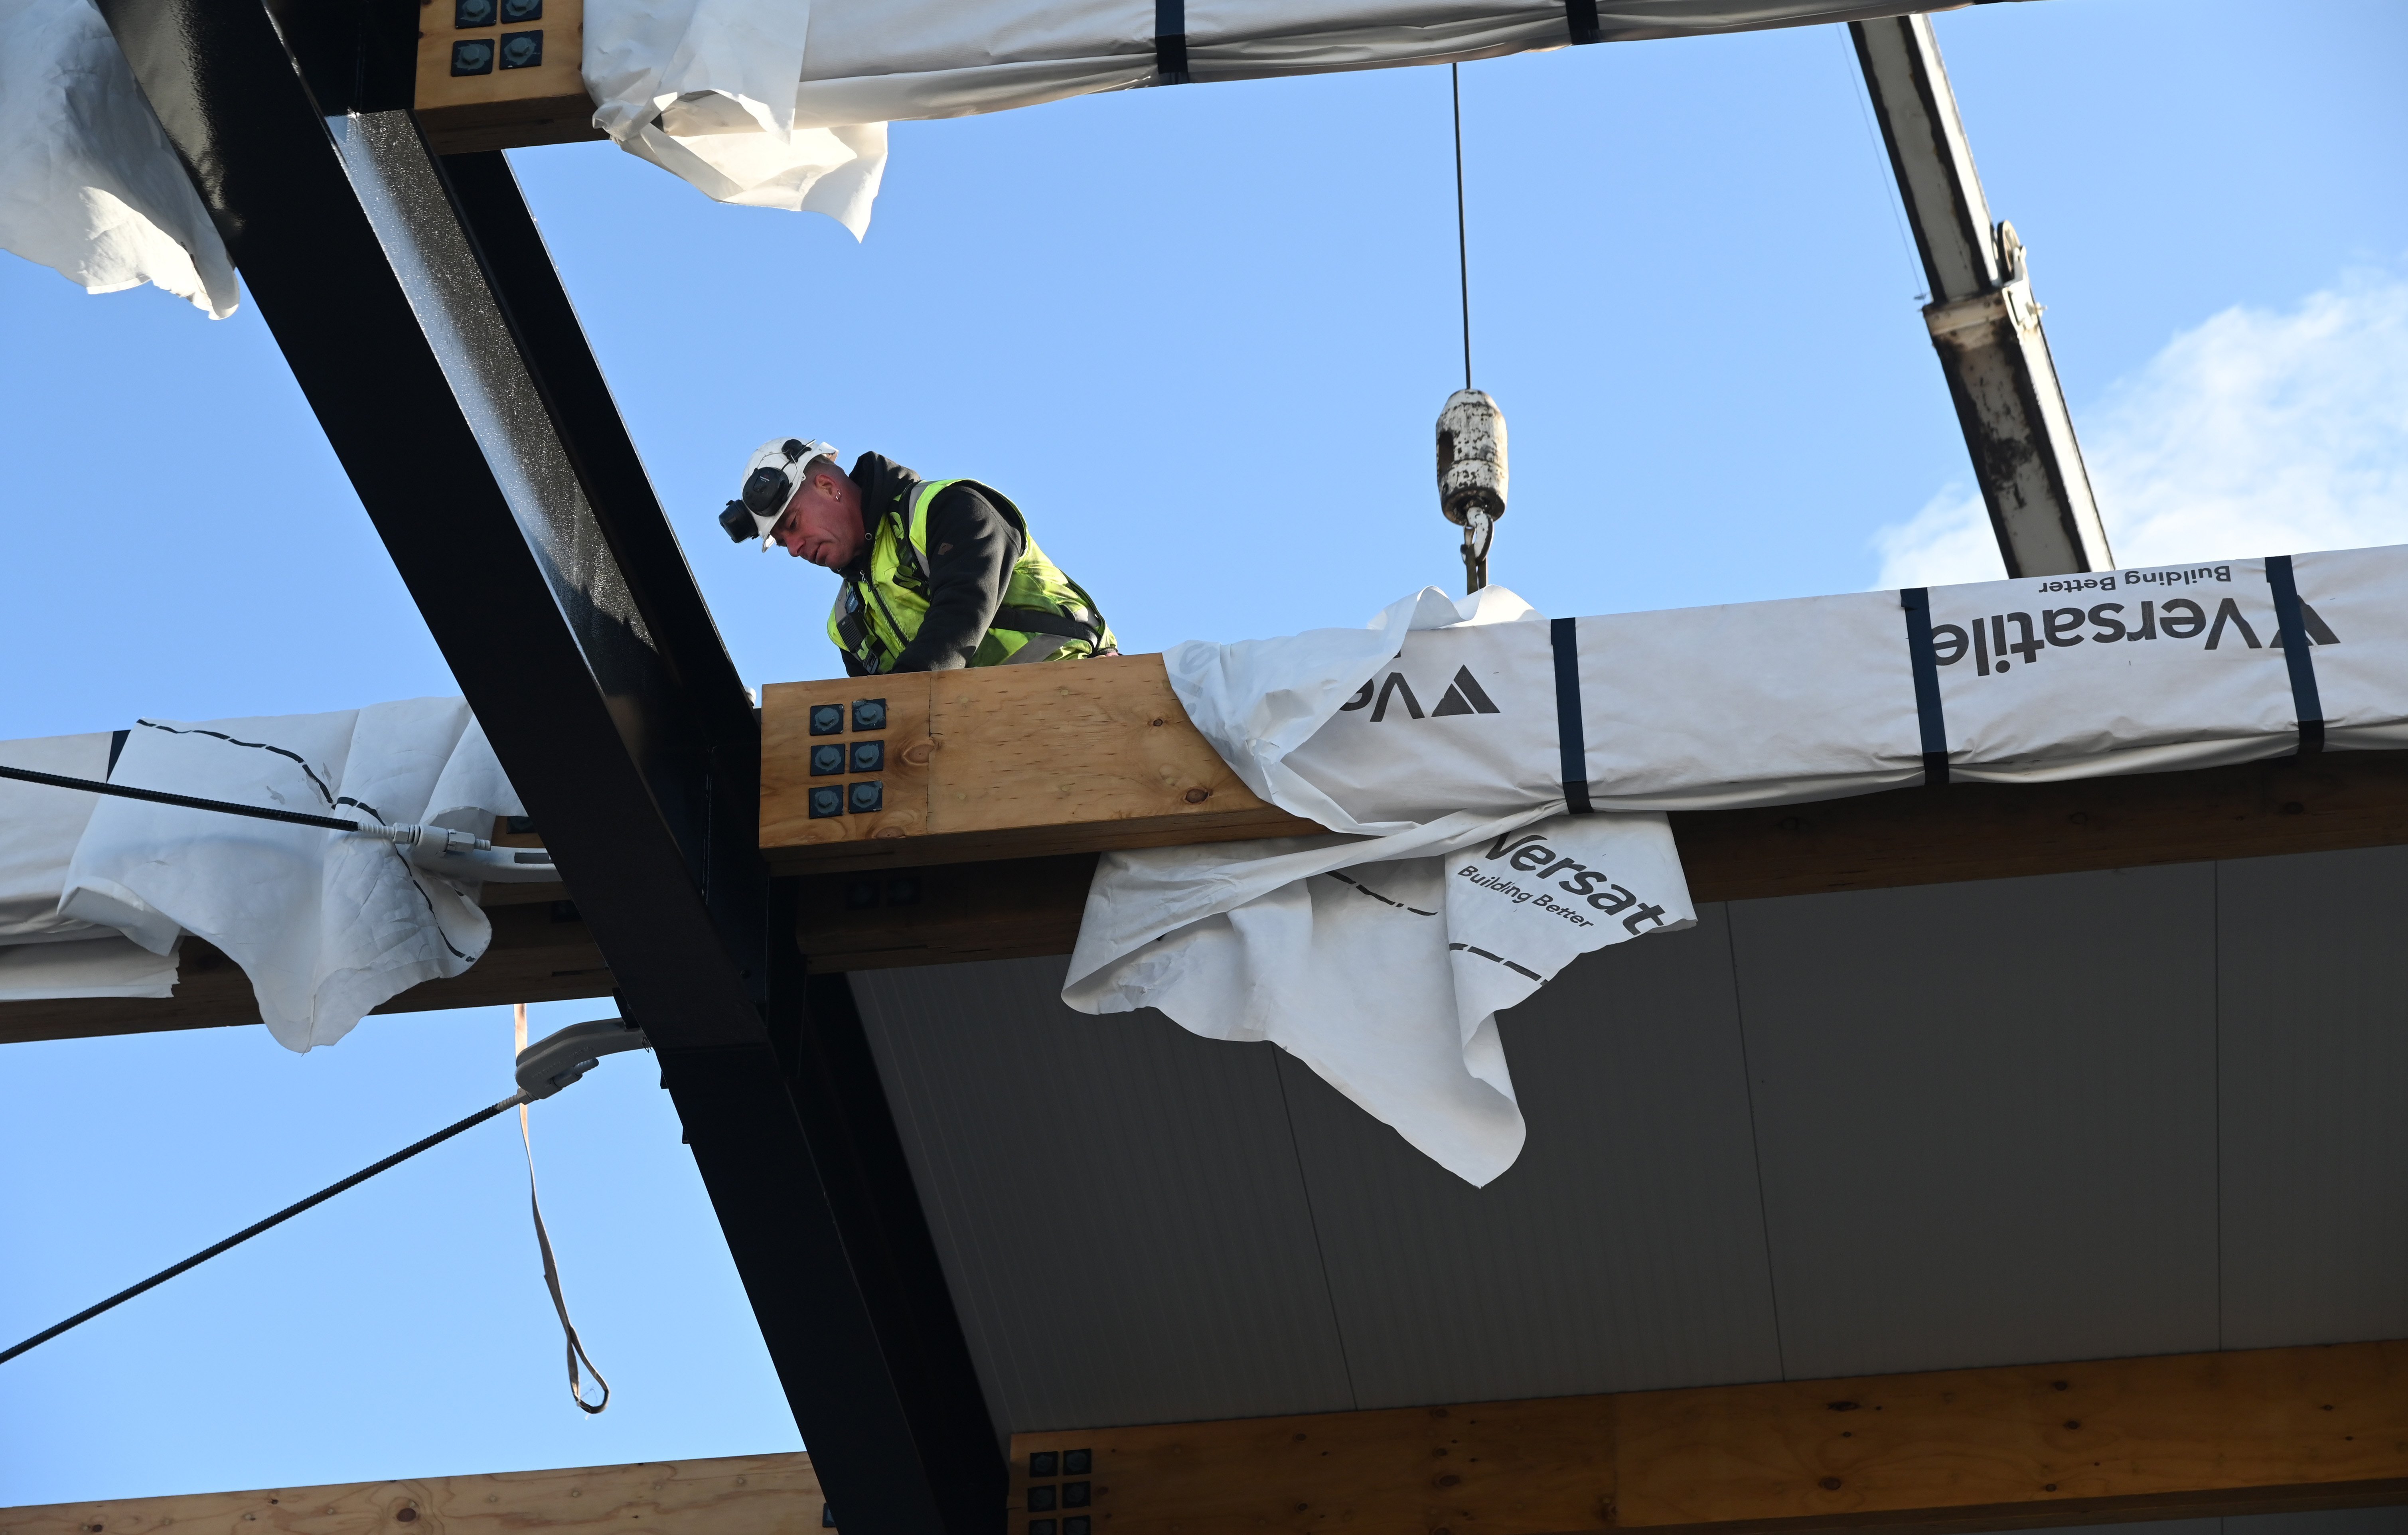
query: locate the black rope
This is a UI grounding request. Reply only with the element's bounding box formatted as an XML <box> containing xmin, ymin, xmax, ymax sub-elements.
<box><xmin>0</xmin><ymin>761</ymin><xmax>363</xmax><ymax>833</ymax></box>
<box><xmin>0</xmin><ymin>1091</ymin><xmax>528</xmax><ymax>1367</ymax></box>
<box><xmin>1452</xmin><ymin>63</ymin><xmax>1472</xmax><ymax>391</ymax></box>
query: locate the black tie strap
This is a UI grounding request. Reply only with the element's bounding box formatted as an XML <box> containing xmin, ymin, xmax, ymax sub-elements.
<box><xmin>1901</xmin><ymin>587</ymin><xmax>1951</xmax><ymax>785</ymax></box>
<box><xmin>1154</xmin><ymin>0</ymin><xmax>1189</xmax><ymax>83</ymax></box>
<box><xmin>1550</xmin><ymin>617</ymin><xmax>1593</xmax><ymax>814</ymax></box>
<box><xmin>2265</xmin><ymin>554</ymin><xmax>2327</xmax><ymax>754</ymax></box>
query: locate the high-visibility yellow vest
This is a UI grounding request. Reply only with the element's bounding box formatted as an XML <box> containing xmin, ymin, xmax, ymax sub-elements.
<box><xmin>825</xmin><ymin>475</ymin><xmax>1115</xmax><ymax>673</ymax></box>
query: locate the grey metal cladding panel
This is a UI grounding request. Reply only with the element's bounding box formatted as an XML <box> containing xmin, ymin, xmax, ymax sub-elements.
<box><xmin>851</xmin><ymin>957</ymin><xmax>1357</xmax><ymax>1434</ymax></box>
<box><xmin>1731</xmin><ymin>865</ymin><xmax>2221</xmax><ymax>1381</ymax></box>
<box><xmin>2235</xmin><ymin>1511</ymin><xmax>2408</xmax><ymax>1535</ymax></box>
<box><xmin>2217</xmin><ymin>844</ymin><xmax>2408</xmax><ymax>1349</ymax></box>
<box><xmin>1277</xmin><ymin>906</ymin><xmax>1784</xmax><ymax>1408</ymax></box>
<box><xmin>2034</xmin><ymin>1518</ymin><xmax>2408</xmax><ymax>1535</ymax></box>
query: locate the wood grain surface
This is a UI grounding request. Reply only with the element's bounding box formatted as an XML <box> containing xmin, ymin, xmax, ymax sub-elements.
<box><xmin>18</xmin><ymin>718</ymin><xmax>2408</xmax><ymax>1040</ymax></box>
<box><xmin>0</xmin><ymin>1452</ymin><xmax>825</xmax><ymax>1535</ymax></box>
<box><xmin>0</xmin><ymin>896</ymin><xmax>610</xmax><ymax>1046</ymax></box>
<box><xmin>1012</xmin><ymin>1397</ymin><xmax>1615</xmax><ymax>1535</ymax></box>
<box><xmin>761</xmin><ymin>657</ymin><xmax>1317</xmax><ymax>875</ymax></box>
<box><xmin>1672</xmin><ymin>750</ymin><xmax>2408</xmax><ymax>902</ymax></box>
<box><xmin>13</xmin><ymin>1348</ymin><xmax>2404</xmax><ymax>1535</ymax></box>
<box><xmin>413</xmin><ymin>0</ymin><xmax>601</xmax><ymax>154</ymax></box>
<box><xmin>1613</xmin><ymin>1340</ymin><xmax>2408</xmax><ymax>1531</ymax></box>
<box><xmin>1008</xmin><ymin>1341</ymin><xmax>2408</xmax><ymax>1535</ymax></box>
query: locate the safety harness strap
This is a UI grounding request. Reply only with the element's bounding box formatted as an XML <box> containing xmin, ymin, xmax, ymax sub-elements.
<box><xmin>516</xmin><ymin>1004</ymin><xmax>609</xmax><ymax>1416</ymax></box>
<box><xmin>995</xmin><ymin>604</ymin><xmax>1105</xmax><ymax>644</ymax></box>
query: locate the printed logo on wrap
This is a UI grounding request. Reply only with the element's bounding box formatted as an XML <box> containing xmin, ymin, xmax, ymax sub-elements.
<box><xmin>1441</xmin><ymin>811</ymin><xmax>1696</xmax><ymax>1030</ymax></box>
<box><xmin>1931</xmin><ymin>559</ymin><xmax>2330</xmax><ymax>775</ymax></box>
<box><xmin>1285</xmin><ymin>623</ymin><xmax>1565</xmax><ymax>824</ymax></box>
<box><xmin>1455</xmin><ymin>825</ymin><xmax>1680</xmax><ymax>940</ymax></box>
<box><xmin>1339</xmin><ymin>666</ymin><xmax>1504</xmax><ymax>722</ymax></box>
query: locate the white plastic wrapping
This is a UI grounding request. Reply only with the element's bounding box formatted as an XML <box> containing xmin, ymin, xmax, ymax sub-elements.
<box><xmin>1074</xmin><ymin>544</ymin><xmax>2408</xmax><ymax>1184</ymax></box>
<box><xmin>1066</xmin><ymin>587</ymin><xmax>1696</xmax><ymax>1187</ymax></box>
<box><xmin>582</xmin><ymin>0</ymin><xmax>1965</xmax><ymax>225</ymax></box>
<box><xmin>11</xmin><ymin>0</ymin><xmax>1960</xmax><ymax>288</ymax></box>
<box><xmin>0</xmin><ymin>698</ymin><xmax>525</xmax><ymax>1047</ymax></box>
<box><xmin>0</xmin><ymin>0</ymin><xmax>236</xmax><ymax>315</ymax></box>
<box><xmin>0</xmin><ymin>728</ymin><xmax>180</xmax><ymax>1000</ymax></box>
<box><xmin>59</xmin><ymin>698</ymin><xmax>525</xmax><ymax>1050</ymax></box>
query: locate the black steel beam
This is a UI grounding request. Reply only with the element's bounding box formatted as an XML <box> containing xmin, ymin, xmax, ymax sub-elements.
<box><xmin>85</xmin><ymin>3</ymin><xmax>1001</xmax><ymax>1528</ymax></box>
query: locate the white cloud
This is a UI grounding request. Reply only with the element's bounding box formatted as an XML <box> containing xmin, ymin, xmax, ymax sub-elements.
<box><xmin>1872</xmin><ymin>272</ymin><xmax>2408</xmax><ymax>588</ymax></box>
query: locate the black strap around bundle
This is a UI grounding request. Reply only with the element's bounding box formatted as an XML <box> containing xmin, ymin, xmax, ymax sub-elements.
<box><xmin>2266</xmin><ymin>554</ymin><xmax>2327</xmax><ymax>754</ymax></box>
<box><xmin>1550</xmin><ymin>617</ymin><xmax>1593</xmax><ymax>814</ymax></box>
<box><xmin>1900</xmin><ymin>587</ymin><xmax>1951</xmax><ymax>786</ymax></box>
<box><xmin>1154</xmin><ymin>0</ymin><xmax>1189</xmax><ymax>83</ymax></box>
<box><xmin>1566</xmin><ymin>0</ymin><xmax>1601</xmax><ymax>45</ymax></box>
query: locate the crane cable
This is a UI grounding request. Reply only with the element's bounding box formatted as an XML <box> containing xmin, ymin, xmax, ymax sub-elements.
<box><xmin>0</xmin><ymin>1091</ymin><xmax>530</xmax><ymax>1367</ymax></box>
<box><xmin>1452</xmin><ymin>62</ymin><xmax>1472</xmax><ymax>393</ymax></box>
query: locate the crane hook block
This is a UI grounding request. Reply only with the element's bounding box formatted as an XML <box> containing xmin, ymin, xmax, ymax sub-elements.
<box><xmin>1435</xmin><ymin>389</ymin><xmax>1507</xmax><ymax>528</ymax></box>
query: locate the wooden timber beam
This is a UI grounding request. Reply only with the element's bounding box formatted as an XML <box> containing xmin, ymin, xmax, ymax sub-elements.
<box><xmin>763</xmin><ymin>655</ymin><xmax>2408</xmax><ymax>968</ymax></box>
<box><xmin>0</xmin><ymin>888</ymin><xmax>611</xmax><ymax>1046</ymax></box>
<box><xmin>16</xmin><ymin>1342</ymin><xmax>2406</xmax><ymax>1535</ymax></box>
<box><xmin>413</xmin><ymin>0</ymin><xmax>602</xmax><ymax>155</ymax></box>
<box><xmin>760</xmin><ymin>659</ymin><xmax>1320</xmax><ymax>876</ymax></box>
<box><xmin>14</xmin><ymin>667</ymin><xmax>2408</xmax><ymax>1043</ymax></box>
<box><xmin>0</xmin><ymin>1452</ymin><xmax>827</xmax><ymax>1535</ymax></box>
<box><xmin>1009</xmin><ymin>1340</ymin><xmax>2408</xmax><ymax>1535</ymax></box>
<box><xmin>0</xmin><ymin>821</ymin><xmax>612</xmax><ymax>1047</ymax></box>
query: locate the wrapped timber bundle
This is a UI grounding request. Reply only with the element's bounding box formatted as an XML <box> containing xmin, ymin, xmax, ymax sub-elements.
<box><xmin>1071</xmin><ymin>545</ymin><xmax>2404</xmax><ymax>1187</ymax></box>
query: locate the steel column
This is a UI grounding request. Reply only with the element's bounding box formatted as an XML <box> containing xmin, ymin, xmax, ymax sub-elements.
<box><xmin>85</xmin><ymin>2</ymin><xmax>1002</xmax><ymax>1527</ymax></box>
<box><xmin>1852</xmin><ymin>14</ymin><xmax>2112</xmax><ymax>578</ymax></box>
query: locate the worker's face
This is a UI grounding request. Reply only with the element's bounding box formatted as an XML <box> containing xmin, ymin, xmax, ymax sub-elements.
<box><xmin>772</xmin><ymin>468</ymin><xmax>866</xmax><ymax>568</ymax></box>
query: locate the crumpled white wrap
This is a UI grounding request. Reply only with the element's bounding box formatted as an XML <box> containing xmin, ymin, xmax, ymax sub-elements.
<box><xmin>584</xmin><ymin>0</ymin><xmax>887</xmax><ymax>234</ymax></box>
<box><xmin>46</xmin><ymin>697</ymin><xmax>524</xmax><ymax>1050</ymax></box>
<box><xmin>0</xmin><ymin>0</ymin><xmax>237</xmax><ymax>315</ymax></box>
<box><xmin>10</xmin><ymin>0</ymin><xmax>1962</xmax><ymax>286</ymax></box>
<box><xmin>1063</xmin><ymin>588</ymin><xmax>1695</xmax><ymax>1186</ymax></box>
<box><xmin>0</xmin><ymin>729</ymin><xmax>181</xmax><ymax>1002</ymax></box>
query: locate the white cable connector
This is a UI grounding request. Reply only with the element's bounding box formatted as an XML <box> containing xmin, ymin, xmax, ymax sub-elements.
<box><xmin>367</xmin><ymin>823</ymin><xmax>561</xmax><ymax>882</ymax></box>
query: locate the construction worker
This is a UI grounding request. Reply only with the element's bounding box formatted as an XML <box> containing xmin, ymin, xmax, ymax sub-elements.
<box><xmin>721</xmin><ymin>438</ymin><xmax>1116</xmax><ymax>677</ymax></box>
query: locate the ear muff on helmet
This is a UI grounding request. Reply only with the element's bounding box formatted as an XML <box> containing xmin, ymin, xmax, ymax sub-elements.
<box><xmin>742</xmin><ymin>465</ymin><xmax>797</xmax><ymax>518</ymax></box>
<box><xmin>730</xmin><ymin>436</ymin><xmax>838</xmax><ymax>550</ymax></box>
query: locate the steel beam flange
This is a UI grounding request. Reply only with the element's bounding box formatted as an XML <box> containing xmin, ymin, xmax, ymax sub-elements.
<box><xmin>83</xmin><ymin>1</ymin><xmax>1003</xmax><ymax>1527</ymax></box>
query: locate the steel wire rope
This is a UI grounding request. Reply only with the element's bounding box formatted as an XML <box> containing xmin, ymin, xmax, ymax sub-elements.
<box><xmin>0</xmin><ymin>760</ymin><xmax>363</xmax><ymax>831</ymax></box>
<box><xmin>1452</xmin><ymin>62</ymin><xmax>1472</xmax><ymax>391</ymax></box>
<box><xmin>0</xmin><ymin>1091</ymin><xmax>530</xmax><ymax>1366</ymax></box>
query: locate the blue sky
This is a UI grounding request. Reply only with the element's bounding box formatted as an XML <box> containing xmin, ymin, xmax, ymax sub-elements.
<box><xmin>3</xmin><ymin>0</ymin><xmax>2404</xmax><ymax>1506</ymax></box>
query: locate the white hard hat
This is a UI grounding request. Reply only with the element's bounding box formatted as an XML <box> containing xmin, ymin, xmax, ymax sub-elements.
<box><xmin>720</xmin><ymin>437</ymin><xmax>838</xmax><ymax>550</ymax></box>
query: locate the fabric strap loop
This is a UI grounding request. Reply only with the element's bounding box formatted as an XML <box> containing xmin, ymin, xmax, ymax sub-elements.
<box><xmin>1550</xmin><ymin>617</ymin><xmax>1593</xmax><ymax>814</ymax></box>
<box><xmin>1900</xmin><ymin>586</ymin><xmax>1951</xmax><ymax>785</ymax></box>
<box><xmin>1565</xmin><ymin>0</ymin><xmax>1601</xmax><ymax>44</ymax></box>
<box><xmin>515</xmin><ymin>1004</ymin><xmax>610</xmax><ymax>1415</ymax></box>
